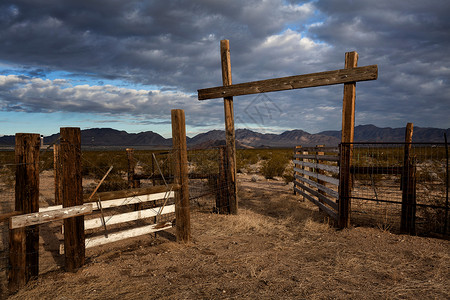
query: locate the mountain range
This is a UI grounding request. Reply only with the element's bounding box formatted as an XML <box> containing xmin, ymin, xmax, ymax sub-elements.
<box><xmin>1</xmin><ymin>125</ymin><xmax>448</xmax><ymax>149</ymax></box>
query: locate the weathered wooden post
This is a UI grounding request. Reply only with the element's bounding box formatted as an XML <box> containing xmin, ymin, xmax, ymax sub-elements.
<box><xmin>216</xmin><ymin>146</ymin><xmax>229</xmax><ymax>213</ymax></box>
<box><xmin>339</xmin><ymin>51</ymin><xmax>358</xmax><ymax>228</ymax></box>
<box><xmin>9</xmin><ymin>133</ymin><xmax>40</xmax><ymax>292</ymax></box>
<box><xmin>171</xmin><ymin>109</ymin><xmax>190</xmax><ymax>243</ymax></box>
<box><xmin>54</xmin><ymin>144</ymin><xmax>62</xmax><ymax>205</ymax></box>
<box><xmin>293</xmin><ymin>146</ymin><xmax>302</xmax><ymax>196</ymax></box>
<box><xmin>221</xmin><ymin>40</ymin><xmax>238</xmax><ymax>215</ymax></box>
<box><xmin>401</xmin><ymin>123</ymin><xmax>416</xmax><ymax>234</ymax></box>
<box><xmin>60</xmin><ymin>127</ymin><xmax>85</xmax><ymax>271</ymax></box>
<box><xmin>316</xmin><ymin>145</ymin><xmax>326</xmax><ymax>211</ymax></box>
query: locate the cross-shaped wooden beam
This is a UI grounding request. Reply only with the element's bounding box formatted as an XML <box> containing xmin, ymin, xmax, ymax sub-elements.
<box><xmin>197</xmin><ymin>40</ymin><xmax>378</xmax><ymax>225</ymax></box>
<box><xmin>198</xmin><ymin>64</ymin><xmax>377</xmax><ymax>100</ymax></box>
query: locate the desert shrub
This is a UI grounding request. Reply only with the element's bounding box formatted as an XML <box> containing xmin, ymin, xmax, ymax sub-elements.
<box><xmin>96</xmin><ymin>174</ymin><xmax>129</xmax><ymax>193</ymax></box>
<box><xmin>81</xmin><ymin>151</ymin><xmax>127</xmax><ymax>179</ymax></box>
<box><xmin>189</xmin><ymin>149</ymin><xmax>219</xmax><ymax>175</ymax></box>
<box><xmin>261</xmin><ymin>152</ymin><xmax>289</xmax><ymax>179</ymax></box>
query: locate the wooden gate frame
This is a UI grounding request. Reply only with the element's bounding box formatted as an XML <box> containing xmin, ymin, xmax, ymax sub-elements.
<box><xmin>198</xmin><ymin>40</ymin><xmax>378</xmax><ymax>227</ymax></box>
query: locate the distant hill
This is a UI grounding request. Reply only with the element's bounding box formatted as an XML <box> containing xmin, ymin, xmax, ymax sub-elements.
<box><xmin>1</xmin><ymin>125</ymin><xmax>448</xmax><ymax>148</ymax></box>
<box><xmin>318</xmin><ymin>124</ymin><xmax>450</xmax><ymax>143</ymax></box>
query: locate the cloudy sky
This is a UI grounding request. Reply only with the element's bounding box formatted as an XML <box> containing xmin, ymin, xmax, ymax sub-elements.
<box><xmin>0</xmin><ymin>0</ymin><xmax>449</xmax><ymax>137</ymax></box>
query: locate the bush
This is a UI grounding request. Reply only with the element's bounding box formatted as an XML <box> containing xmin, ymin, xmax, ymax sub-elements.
<box><xmin>261</xmin><ymin>153</ymin><xmax>289</xmax><ymax>179</ymax></box>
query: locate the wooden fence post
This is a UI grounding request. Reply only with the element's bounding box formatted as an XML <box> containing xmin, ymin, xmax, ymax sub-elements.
<box><xmin>171</xmin><ymin>109</ymin><xmax>190</xmax><ymax>243</ymax></box>
<box><xmin>293</xmin><ymin>146</ymin><xmax>302</xmax><ymax>195</ymax></box>
<box><xmin>316</xmin><ymin>145</ymin><xmax>325</xmax><ymax>211</ymax></box>
<box><xmin>60</xmin><ymin>127</ymin><xmax>85</xmax><ymax>272</ymax></box>
<box><xmin>216</xmin><ymin>146</ymin><xmax>229</xmax><ymax>213</ymax></box>
<box><xmin>54</xmin><ymin>144</ymin><xmax>62</xmax><ymax>205</ymax></box>
<box><xmin>221</xmin><ymin>40</ymin><xmax>238</xmax><ymax>215</ymax></box>
<box><xmin>9</xmin><ymin>133</ymin><xmax>40</xmax><ymax>292</ymax></box>
<box><xmin>339</xmin><ymin>51</ymin><xmax>358</xmax><ymax>228</ymax></box>
<box><xmin>401</xmin><ymin>123</ymin><xmax>416</xmax><ymax>234</ymax></box>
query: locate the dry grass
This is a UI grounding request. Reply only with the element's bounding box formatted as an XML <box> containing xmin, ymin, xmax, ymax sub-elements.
<box><xmin>1</xmin><ymin>173</ymin><xmax>449</xmax><ymax>299</ymax></box>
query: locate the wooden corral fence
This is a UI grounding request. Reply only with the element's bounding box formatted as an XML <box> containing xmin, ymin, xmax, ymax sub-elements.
<box><xmin>1</xmin><ymin>109</ymin><xmax>191</xmax><ymax>293</ymax></box>
<box><xmin>293</xmin><ymin>123</ymin><xmax>448</xmax><ymax>235</ymax></box>
<box><xmin>293</xmin><ymin>145</ymin><xmax>340</xmax><ymax>221</ymax></box>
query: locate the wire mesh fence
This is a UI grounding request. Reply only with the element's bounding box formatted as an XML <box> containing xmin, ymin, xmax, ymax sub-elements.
<box><xmin>350</xmin><ymin>143</ymin><xmax>449</xmax><ymax>235</ymax></box>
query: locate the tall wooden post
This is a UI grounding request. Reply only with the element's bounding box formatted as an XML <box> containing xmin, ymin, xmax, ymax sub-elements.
<box><xmin>54</xmin><ymin>144</ymin><xmax>62</xmax><ymax>205</ymax></box>
<box><xmin>9</xmin><ymin>133</ymin><xmax>40</xmax><ymax>292</ymax></box>
<box><xmin>221</xmin><ymin>40</ymin><xmax>238</xmax><ymax>215</ymax></box>
<box><xmin>401</xmin><ymin>123</ymin><xmax>416</xmax><ymax>234</ymax></box>
<box><xmin>339</xmin><ymin>51</ymin><xmax>358</xmax><ymax>228</ymax></box>
<box><xmin>60</xmin><ymin>127</ymin><xmax>85</xmax><ymax>272</ymax></box>
<box><xmin>171</xmin><ymin>109</ymin><xmax>190</xmax><ymax>243</ymax></box>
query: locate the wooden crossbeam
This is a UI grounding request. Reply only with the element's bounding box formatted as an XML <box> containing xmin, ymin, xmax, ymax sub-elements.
<box><xmin>198</xmin><ymin>65</ymin><xmax>377</xmax><ymax>100</ymax></box>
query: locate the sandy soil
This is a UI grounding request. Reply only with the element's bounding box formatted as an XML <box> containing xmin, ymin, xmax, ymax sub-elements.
<box><xmin>2</xmin><ymin>172</ymin><xmax>450</xmax><ymax>299</ymax></box>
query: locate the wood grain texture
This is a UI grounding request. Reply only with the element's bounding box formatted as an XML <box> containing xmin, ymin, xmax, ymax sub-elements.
<box><xmin>339</xmin><ymin>51</ymin><xmax>358</xmax><ymax>228</ymax></box>
<box><xmin>10</xmin><ymin>204</ymin><xmax>93</xmax><ymax>229</ymax></box>
<box><xmin>9</xmin><ymin>133</ymin><xmax>40</xmax><ymax>291</ymax></box>
<box><xmin>401</xmin><ymin>123</ymin><xmax>416</xmax><ymax>234</ymax></box>
<box><xmin>221</xmin><ymin>40</ymin><xmax>238</xmax><ymax>215</ymax></box>
<box><xmin>198</xmin><ymin>65</ymin><xmax>377</xmax><ymax>100</ymax></box>
<box><xmin>171</xmin><ymin>109</ymin><xmax>191</xmax><ymax>243</ymax></box>
<box><xmin>60</xmin><ymin>127</ymin><xmax>85</xmax><ymax>272</ymax></box>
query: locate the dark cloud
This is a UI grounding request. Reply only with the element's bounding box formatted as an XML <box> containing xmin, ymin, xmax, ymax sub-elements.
<box><xmin>0</xmin><ymin>0</ymin><xmax>448</xmax><ymax>133</ymax></box>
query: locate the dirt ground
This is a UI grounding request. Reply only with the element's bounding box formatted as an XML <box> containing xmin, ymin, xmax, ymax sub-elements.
<box><xmin>2</xmin><ymin>172</ymin><xmax>450</xmax><ymax>299</ymax></box>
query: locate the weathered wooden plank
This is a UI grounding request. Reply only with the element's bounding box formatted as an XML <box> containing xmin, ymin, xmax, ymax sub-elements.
<box><xmin>350</xmin><ymin>166</ymin><xmax>403</xmax><ymax>175</ymax></box>
<box><xmin>198</xmin><ymin>65</ymin><xmax>377</xmax><ymax>100</ymax></box>
<box><xmin>294</xmin><ymin>146</ymin><xmax>339</xmax><ymax>153</ymax></box>
<box><xmin>293</xmin><ymin>167</ymin><xmax>339</xmax><ymax>186</ymax></box>
<box><xmin>40</xmin><ymin>191</ymin><xmax>175</xmax><ymax>213</ymax></box>
<box><xmin>10</xmin><ymin>204</ymin><xmax>93</xmax><ymax>229</ymax></box>
<box><xmin>294</xmin><ymin>174</ymin><xmax>339</xmax><ymax>198</ymax></box>
<box><xmin>294</xmin><ymin>187</ymin><xmax>338</xmax><ymax>221</ymax></box>
<box><xmin>0</xmin><ymin>211</ymin><xmax>22</xmax><ymax>223</ymax></box>
<box><xmin>294</xmin><ymin>153</ymin><xmax>340</xmax><ymax>162</ymax></box>
<box><xmin>293</xmin><ymin>160</ymin><xmax>339</xmax><ymax>173</ymax></box>
<box><xmin>294</xmin><ymin>180</ymin><xmax>338</xmax><ymax>211</ymax></box>
<box><xmin>83</xmin><ymin>184</ymin><xmax>179</xmax><ymax>202</ymax></box>
<box><xmin>60</xmin><ymin>223</ymin><xmax>173</xmax><ymax>252</ymax></box>
<box><xmin>85</xmin><ymin>204</ymin><xmax>175</xmax><ymax>230</ymax></box>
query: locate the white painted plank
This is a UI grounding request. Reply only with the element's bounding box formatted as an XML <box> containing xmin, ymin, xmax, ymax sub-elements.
<box><xmin>10</xmin><ymin>204</ymin><xmax>93</xmax><ymax>229</ymax></box>
<box><xmin>40</xmin><ymin>191</ymin><xmax>174</xmax><ymax>213</ymax></box>
<box><xmin>85</xmin><ymin>204</ymin><xmax>175</xmax><ymax>230</ymax></box>
<box><xmin>60</xmin><ymin>223</ymin><xmax>173</xmax><ymax>254</ymax></box>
